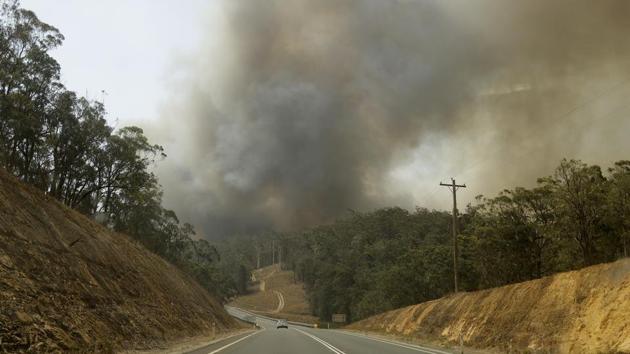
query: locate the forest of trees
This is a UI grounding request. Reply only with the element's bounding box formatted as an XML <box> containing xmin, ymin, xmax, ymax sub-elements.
<box><xmin>0</xmin><ymin>1</ymin><xmax>238</xmax><ymax>300</ymax></box>
<box><xmin>225</xmin><ymin>159</ymin><xmax>630</xmax><ymax>322</ymax></box>
<box><xmin>3</xmin><ymin>1</ymin><xmax>629</xmax><ymax>324</ymax></box>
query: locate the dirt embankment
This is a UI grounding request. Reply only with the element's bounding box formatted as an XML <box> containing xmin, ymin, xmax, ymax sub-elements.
<box><xmin>229</xmin><ymin>264</ymin><xmax>319</xmax><ymax>324</ymax></box>
<box><xmin>347</xmin><ymin>259</ymin><xmax>630</xmax><ymax>353</ymax></box>
<box><xmin>0</xmin><ymin>170</ymin><xmax>239</xmax><ymax>353</ymax></box>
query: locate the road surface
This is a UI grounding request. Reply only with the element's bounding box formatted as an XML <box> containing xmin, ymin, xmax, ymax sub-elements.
<box><xmin>186</xmin><ymin>307</ymin><xmax>455</xmax><ymax>354</ymax></box>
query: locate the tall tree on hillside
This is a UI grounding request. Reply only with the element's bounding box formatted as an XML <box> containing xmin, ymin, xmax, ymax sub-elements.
<box><xmin>540</xmin><ymin>159</ymin><xmax>607</xmax><ymax>266</ymax></box>
<box><xmin>97</xmin><ymin>127</ymin><xmax>164</xmax><ymax>212</ymax></box>
<box><xmin>0</xmin><ymin>0</ymin><xmax>64</xmax><ymax>178</ymax></box>
<box><xmin>46</xmin><ymin>92</ymin><xmax>111</xmax><ymax>207</ymax></box>
<box><xmin>606</xmin><ymin>160</ymin><xmax>630</xmax><ymax>258</ymax></box>
<box><xmin>465</xmin><ymin>192</ymin><xmax>541</xmax><ymax>287</ymax></box>
<box><xmin>509</xmin><ymin>186</ymin><xmax>556</xmax><ymax>277</ymax></box>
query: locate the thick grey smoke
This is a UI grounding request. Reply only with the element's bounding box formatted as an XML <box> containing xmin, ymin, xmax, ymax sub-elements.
<box><xmin>153</xmin><ymin>0</ymin><xmax>630</xmax><ymax>237</ymax></box>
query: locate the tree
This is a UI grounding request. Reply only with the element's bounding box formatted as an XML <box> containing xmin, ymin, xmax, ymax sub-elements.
<box><xmin>463</xmin><ymin>185</ymin><xmax>557</xmax><ymax>288</ymax></box>
<box><xmin>606</xmin><ymin>160</ymin><xmax>630</xmax><ymax>258</ymax></box>
<box><xmin>45</xmin><ymin>92</ymin><xmax>111</xmax><ymax>208</ymax></box>
<box><xmin>0</xmin><ymin>0</ymin><xmax>64</xmax><ymax>178</ymax></box>
<box><xmin>0</xmin><ymin>1</ymin><xmax>241</xmax><ymax>301</ymax></box>
<box><xmin>540</xmin><ymin>159</ymin><xmax>607</xmax><ymax>266</ymax></box>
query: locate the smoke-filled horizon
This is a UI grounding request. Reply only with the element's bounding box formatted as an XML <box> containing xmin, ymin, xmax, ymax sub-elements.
<box><xmin>150</xmin><ymin>0</ymin><xmax>630</xmax><ymax>238</ymax></box>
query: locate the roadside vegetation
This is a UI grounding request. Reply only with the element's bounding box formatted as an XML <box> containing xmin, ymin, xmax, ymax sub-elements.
<box><xmin>225</xmin><ymin>158</ymin><xmax>630</xmax><ymax>322</ymax></box>
<box><xmin>3</xmin><ymin>0</ymin><xmax>628</xmax><ymax>326</ymax></box>
<box><xmin>0</xmin><ymin>1</ymin><xmax>237</xmax><ymax>300</ymax></box>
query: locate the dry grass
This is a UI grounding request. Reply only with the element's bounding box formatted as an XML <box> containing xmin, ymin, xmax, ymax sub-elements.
<box><xmin>0</xmin><ymin>169</ymin><xmax>239</xmax><ymax>353</ymax></box>
<box><xmin>229</xmin><ymin>289</ymin><xmax>279</xmax><ymax>312</ymax></box>
<box><xmin>348</xmin><ymin>258</ymin><xmax>630</xmax><ymax>354</ymax></box>
<box><xmin>279</xmin><ymin>284</ymin><xmax>311</xmax><ymax>315</ymax></box>
<box><xmin>229</xmin><ymin>264</ymin><xmax>319</xmax><ymax>324</ymax></box>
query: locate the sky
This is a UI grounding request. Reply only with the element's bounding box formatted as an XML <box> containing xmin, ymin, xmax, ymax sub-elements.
<box><xmin>19</xmin><ymin>1</ymin><xmax>630</xmax><ymax>238</ymax></box>
<box><xmin>21</xmin><ymin>0</ymin><xmax>210</xmax><ymax>125</ymax></box>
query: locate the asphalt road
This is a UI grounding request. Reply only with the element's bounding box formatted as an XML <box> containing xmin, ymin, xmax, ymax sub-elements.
<box><xmin>186</xmin><ymin>307</ymin><xmax>456</xmax><ymax>354</ymax></box>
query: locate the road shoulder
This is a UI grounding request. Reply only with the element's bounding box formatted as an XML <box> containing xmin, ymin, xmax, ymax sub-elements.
<box><xmin>339</xmin><ymin>329</ymin><xmax>495</xmax><ymax>354</ymax></box>
<box><xmin>121</xmin><ymin>328</ymin><xmax>258</xmax><ymax>354</ymax></box>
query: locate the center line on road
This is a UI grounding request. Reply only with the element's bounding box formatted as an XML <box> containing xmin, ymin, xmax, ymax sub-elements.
<box><xmin>294</xmin><ymin>328</ymin><xmax>347</xmax><ymax>354</ymax></box>
<box><xmin>207</xmin><ymin>330</ymin><xmax>262</xmax><ymax>354</ymax></box>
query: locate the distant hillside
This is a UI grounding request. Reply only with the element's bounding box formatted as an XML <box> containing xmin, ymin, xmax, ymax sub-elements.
<box><xmin>0</xmin><ymin>169</ymin><xmax>239</xmax><ymax>353</ymax></box>
<box><xmin>229</xmin><ymin>264</ymin><xmax>318</xmax><ymax>324</ymax></box>
<box><xmin>347</xmin><ymin>258</ymin><xmax>630</xmax><ymax>353</ymax></box>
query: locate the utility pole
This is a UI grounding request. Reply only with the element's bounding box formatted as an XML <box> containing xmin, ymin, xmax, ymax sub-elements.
<box><xmin>272</xmin><ymin>240</ymin><xmax>275</xmax><ymax>265</ymax></box>
<box><xmin>278</xmin><ymin>243</ymin><xmax>282</xmax><ymax>268</ymax></box>
<box><xmin>256</xmin><ymin>244</ymin><xmax>261</xmax><ymax>269</ymax></box>
<box><xmin>440</xmin><ymin>178</ymin><xmax>466</xmax><ymax>293</ymax></box>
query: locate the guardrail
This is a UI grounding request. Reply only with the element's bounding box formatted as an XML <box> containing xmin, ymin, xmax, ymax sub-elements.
<box><xmin>225</xmin><ymin>306</ymin><xmax>316</xmax><ymax>328</ymax></box>
<box><xmin>229</xmin><ymin>312</ymin><xmax>258</xmax><ymax>325</ymax></box>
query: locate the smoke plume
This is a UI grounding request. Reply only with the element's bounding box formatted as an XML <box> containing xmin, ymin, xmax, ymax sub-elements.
<box><xmin>153</xmin><ymin>0</ymin><xmax>630</xmax><ymax>237</ymax></box>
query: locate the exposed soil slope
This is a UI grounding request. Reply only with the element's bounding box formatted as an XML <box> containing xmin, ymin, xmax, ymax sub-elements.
<box><xmin>0</xmin><ymin>170</ymin><xmax>239</xmax><ymax>353</ymax></box>
<box><xmin>347</xmin><ymin>259</ymin><xmax>630</xmax><ymax>353</ymax></box>
<box><xmin>229</xmin><ymin>264</ymin><xmax>318</xmax><ymax>324</ymax></box>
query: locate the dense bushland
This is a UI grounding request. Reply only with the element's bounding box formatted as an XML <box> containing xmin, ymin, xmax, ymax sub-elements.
<box><xmin>226</xmin><ymin>159</ymin><xmax>630</xmax><ymax>322</ymax></box>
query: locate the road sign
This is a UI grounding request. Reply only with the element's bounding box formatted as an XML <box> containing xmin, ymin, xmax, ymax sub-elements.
<box><xmin>332</xmin><ymin>314</ymin><xmax>346</xmax><ymax>323</ymax></box>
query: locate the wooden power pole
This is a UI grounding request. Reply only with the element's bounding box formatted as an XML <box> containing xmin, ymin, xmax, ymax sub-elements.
<box><xmin>440</xmin><ymin>178</ymin><xmax>466</xmax><ymax>293</ymax></box>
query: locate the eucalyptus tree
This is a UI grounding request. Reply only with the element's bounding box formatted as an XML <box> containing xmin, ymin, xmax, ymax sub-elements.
<box><xmin>606</xmin><ymin>160</ymin><xmax>630</xmax><ymax>257</ymax></box>
<box><xmin>540</xmin><ymin>159</ymin><xmax>607</xmax><ymax>266</ymax></box>
<box><xmin>0</xmin><ymin>0</ymin><xmax>64</xmax><ymax>178</ymax></box>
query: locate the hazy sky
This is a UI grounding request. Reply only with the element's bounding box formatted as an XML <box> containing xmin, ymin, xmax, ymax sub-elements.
<box><xmin>21</xmin><ymin>0</ymin><xmax>210</xmax><ymax>125</ymax></box>
<box><xmin>18</xmin><ymin>1</ymin><xmax>630</xmax><ymax>237</ymax></box>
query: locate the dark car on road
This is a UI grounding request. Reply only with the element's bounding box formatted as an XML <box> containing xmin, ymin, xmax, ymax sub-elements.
<box><xmin>276</xmin><ymin>320</ymin><xmax>288</xmax><ymax>329</ymax></box>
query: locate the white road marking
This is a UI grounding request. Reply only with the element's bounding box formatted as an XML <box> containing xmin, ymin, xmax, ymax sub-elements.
<box><xmin>272</xmin><ymin>290</ymin><xmax>285</xmax><ymax>313</ymax></box>
<box><xmin>207</xmin><ymin>330</ymin><xmax>262</xmax><ymax>354</ymax></box>
<box><xmin>334</xmin><ymin>330</ymin><xmax>453</xmax><ymax>354</ymax></box>
<box><xmin>294</xmin><ymin>328</ymin><xmax>347</xmax><ymax>354</ymax></box>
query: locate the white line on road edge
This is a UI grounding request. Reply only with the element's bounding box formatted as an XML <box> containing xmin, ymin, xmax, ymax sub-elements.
<box><xmin>335</xmin><ymin>330</ymin><xmax>453</xmax><ymax>354</ymax></box>
<box><xmin>207</xmin><ymin>330</ymin><xmax>262</xmax><ymax>354</ymax></box>
<box><xmin>294</xmin><ymin>328</ymin><xmax>347</xmax><ymax>354</ymax></box>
